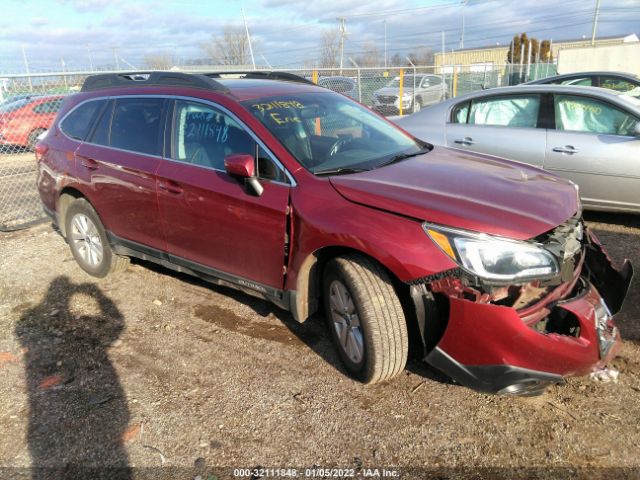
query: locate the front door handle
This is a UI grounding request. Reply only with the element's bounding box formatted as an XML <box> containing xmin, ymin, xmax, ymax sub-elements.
<box><xmin>454</xmin><ymin>137</ymin><xmax>474</xmax><ymax>146</ymax></box>
<box><xmin>158</xmin><ymin>180</ymin><xmax>183</xmax><ymax>195</ymax></box>
<box><xmin>552</xmin><ymin>145</ymin><xmax>579</xmax><ymax>154</ymax></box>
<box><xmin>78</xmin><ymin>156</ymin><xmax>99</xmax><ymax>170</ymax></box>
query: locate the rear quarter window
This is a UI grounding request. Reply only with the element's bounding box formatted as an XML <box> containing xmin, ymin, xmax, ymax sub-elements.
<box><xmin>60</xmin><ymin>100</ymin><xmax>106</xmax><ymax>141</ymax></box>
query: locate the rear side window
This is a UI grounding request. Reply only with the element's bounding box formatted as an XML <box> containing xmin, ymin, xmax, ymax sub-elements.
<box><xmin>554</xmin><ymin>94</ymin><xmax>638</xmax><ymax>136</ymax></box>
<box><xmin>110</xmin><ymin>98</ymin><xmax>165</xmax><ymax>156</ymax></box>
<box><xmin>599</xmin><ymin>77</ymin><xmax>639</xmax><ymax>92</ymax></box>
<box><xmin>563</xmin><ymin>77</ymin><xmax>593</xmax><ymax>87</ymax></box>
<box><xmin>60</xmin><ymin>100</ymin><xmax>106</xmax><ymax>141</ymax></box>
<box><xmin>33</xmin><ymin>98</ymin><xmax>63</xmax><ymax>114</ymax></box>
<box><xmin>468</xmin><ymin>95</ymin><xmax>540</xmax><ymax>128</ymax></box>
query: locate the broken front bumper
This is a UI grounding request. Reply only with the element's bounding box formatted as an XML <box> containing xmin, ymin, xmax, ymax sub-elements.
<box><xmin>416</xmin><ymin>231</ymin><xmax>633</xmax><ymax>396</ymax></box>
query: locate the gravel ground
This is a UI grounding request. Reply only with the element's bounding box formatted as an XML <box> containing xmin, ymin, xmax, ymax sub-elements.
<box><xmin>0</xmin><ymin>212</ymin><xmax>639</xmax><ymax>480</ymax></box>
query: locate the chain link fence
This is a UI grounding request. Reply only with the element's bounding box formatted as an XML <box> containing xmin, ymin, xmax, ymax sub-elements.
<box><xmin>0</xmin><ymin>64</ymin><xmax>557</xmax><ymax>231</ymax></box>
<box><xmin>0</xmin><ymin>73</ymin><xmax>86</xmax><ymax>230</ymax></box>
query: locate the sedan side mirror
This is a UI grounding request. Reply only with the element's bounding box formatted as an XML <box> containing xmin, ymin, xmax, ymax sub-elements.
<box><xmin>224</xmin><ymin>153</ymin><xmax>264</xmax><ymax>197</ymax></box>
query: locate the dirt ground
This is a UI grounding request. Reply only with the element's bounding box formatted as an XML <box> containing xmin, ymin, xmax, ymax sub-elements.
<box><xmin>0</xmin><ymin>212</ymin><xmax>639</xmax><ymax>480</ymax></box>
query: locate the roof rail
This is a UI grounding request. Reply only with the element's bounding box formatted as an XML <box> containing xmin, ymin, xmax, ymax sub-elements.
<box><xmin>204</xmin><ymin>71</ymin><xmax>314</xmax><ymax>85</ymax></box>
<box><xmin>80</xmin><ymin>71</ymin><xmax>229</xmax><ymax>93</ymax></box>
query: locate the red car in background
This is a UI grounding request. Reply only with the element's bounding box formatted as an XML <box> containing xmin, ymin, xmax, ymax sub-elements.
<box><xmin>0</xmin><ymin>95</ymin><xmax>64</xmax><ymax>150</ymax></box>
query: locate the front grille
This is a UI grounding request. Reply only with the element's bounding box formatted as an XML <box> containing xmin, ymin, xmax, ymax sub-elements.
<box><xmin>377</xmin><ymin>95</ymin><xmax>397</xmax><ymax>104</ymax></box>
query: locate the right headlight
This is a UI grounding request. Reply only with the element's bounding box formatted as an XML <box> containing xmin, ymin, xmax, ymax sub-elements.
<box><xmin>424</xmin><ymin>223</ymin><xmax>559</xmax><ymax>283</ymax></box>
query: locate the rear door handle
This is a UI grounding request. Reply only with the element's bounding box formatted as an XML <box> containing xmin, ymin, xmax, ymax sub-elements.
<box><xmin>158</xmin><ymin>180</ymin><xmax>183</xmax><ymax>195</ymax></box>
<box><xmin>552</xmin><ymin>145</ymin><xmax>579</xmax><ymax>154</ymax></box>
<box><xmin>454</xmin><ymin>137</ymin><xmax>474</xmax><ymax>146</ymax></box>
<box><xmin>78</xmin><ymin>156</ymin><xmax>99</xmax><ymax>170</ymax></box>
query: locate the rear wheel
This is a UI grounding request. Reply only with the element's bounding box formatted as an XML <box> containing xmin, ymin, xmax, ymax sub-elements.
<box><xmin>64</xmin><ymin>198</ymin><xmax>129</xmax><ymax>278</ymax></box>
<box><xmin>323</xmin><ymin>255</ymin><xmax>408</xmax><ymax>384</ymax></box>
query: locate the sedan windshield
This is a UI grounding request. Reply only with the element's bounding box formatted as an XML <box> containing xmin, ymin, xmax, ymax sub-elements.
<box><xmin>242</xmin><ymin>92</ymin><xmax>428</xmax><ymax>174</ymax></box>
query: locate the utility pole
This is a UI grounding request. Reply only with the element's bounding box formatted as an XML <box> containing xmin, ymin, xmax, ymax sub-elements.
<box><xmin>61</xmin><ymin>57</ymin><xmax>68</xmax><ymax>90</ymax></box>
<box><xmin>384</xmin><ymin>20</ymin><xmax>387</xmax><ymax>69</ymax></box>
<box><xmin>112</xmin><ymin>47</ymin><xmax>120</xmax><ymax>70</ymax></box>
<box><xmin>338</xmin><ymin>16</ymin><xmax>347</xmax><ymax>75</ymax></box>
<box><xmin>87</xmin><ymin>44</ymin><xmax>94</xmax><ymax>72</ymax></box>
<box><xmin>261</xmin><ymin>54</ymin><xmax>273</xmax><ymax>69</ymax></box>
<box><xmin>21</xmin><ymin>45</ymin><xmax>32</xmax><ymax>91</ymax></box>
<box><xmin>459</xmin><ymin>0</ymin><xmax>468</xmax><ymax>49</ymax></box>
<box><xmin>590</xmin><ymin>0</ymin><xmax>601</xmax><ymax>46</ymax></box>
<box><xmin>242</xmin><ymin>7</ymin><xmax>256</xmax><ymax>70</ymax></box>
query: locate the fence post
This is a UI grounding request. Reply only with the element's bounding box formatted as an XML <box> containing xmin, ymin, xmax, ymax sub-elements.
<box><xmin>312</xmin><ymin>69</ymin><xmax>318</xmax><ymax>84</ymax></box>
<box><xmin>452</xmin><ymin>66</ymin><xmax>458</xmax><ymax>98</ymax></box>
<box><xmin>406</xmin><ymin>57</ymin><xmax>417</xmax><ymax>112</ymax></box>
<box><xmin>398</xmin><ymin>68</ymin><xmax>404</xmax><ymax>116</ymax></box>
<box><xmin>348</xmin><ymin>58</ymin><xmax>362</xmax><ymax>103</ymax></box>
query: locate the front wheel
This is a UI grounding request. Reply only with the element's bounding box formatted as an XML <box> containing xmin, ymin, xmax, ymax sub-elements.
<box><xmin>323</xmin><ymin>255</ymin><xmax>408</xmax><ymax>384</ymax></box>
<box><xmin>64</xmin><ymin>198</ymin><xmax>129</xmax><ymax>278</ymax></box>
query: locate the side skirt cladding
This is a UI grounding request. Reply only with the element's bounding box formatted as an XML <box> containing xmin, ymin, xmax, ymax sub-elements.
<box><xmin>106</xmin><ymin>232</ymin><xmax>291</xmax><ymax>310</ymax></box>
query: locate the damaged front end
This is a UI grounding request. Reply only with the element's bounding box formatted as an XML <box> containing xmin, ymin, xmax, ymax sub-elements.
<box><xmin>410</xmin><ymin>213</ymin><xmax>633</xmax><ymax>396</ymax></box>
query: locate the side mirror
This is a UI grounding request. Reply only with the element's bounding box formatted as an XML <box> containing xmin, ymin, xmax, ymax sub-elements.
<box><xmin>224</xmin><ymin>153</ymin><xmax>263</xmax><ymax>197</ymax></box>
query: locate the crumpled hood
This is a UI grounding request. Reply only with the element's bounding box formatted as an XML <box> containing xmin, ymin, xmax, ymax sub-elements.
<box><xmin>329</xmin><ymin>146</ymin><xmax>579</xmax><ymax>240</ymax></box>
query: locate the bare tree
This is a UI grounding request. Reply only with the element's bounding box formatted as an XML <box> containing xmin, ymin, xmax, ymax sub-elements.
<box><xmin>355</xmin><ymin>42</ymin><xmax>380</xmax><ymax>67</ymax></box>
<box><xmin>204</xmin><ymin>26</ymin><xmax>249</xmax><ymax>65</ymax></box>
<box><xmin>319</xmin><ymin>29</ymin><xmax>340</xmax><ymax>69</ymax></box>
<box><xmin>143</xmin><ymin>54</ymin><xmax>173</xmax><ymax>70</ymax></box>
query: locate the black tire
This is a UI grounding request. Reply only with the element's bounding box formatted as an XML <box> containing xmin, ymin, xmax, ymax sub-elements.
<box><xmin>413</xmin><ymin>98</ymin><xmax>422</xmax><ymax>113</ymax></box>
<box><xmin>27</xmin><ymin>128</ymin><xmax>45</xmax><ymax>151</ymax></box>
<box><xmin>64</xmin><ymin>198</ymin><xmax>129</xmax><ymax>278</ymax></box>
<box><xmin>323</xmin><ymin>254</ymin><xmax>408</xmax><ymax>384</ymax></box>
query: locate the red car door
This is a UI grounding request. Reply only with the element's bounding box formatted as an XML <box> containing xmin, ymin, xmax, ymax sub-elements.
<box><xmin>74</xmin><ymin>97</ymin><xmax>167</xmax><ymax>251</ymax></box>
<box><xmin>156</xmin><ymin>99</ymin><xmax>290</xmax><ymax>290</ymax></box>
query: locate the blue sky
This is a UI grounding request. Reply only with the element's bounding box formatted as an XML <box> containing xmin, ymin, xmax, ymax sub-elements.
<box><xmin>0</xmin><ymin>0</ymin><xmax>638</xmax><ymax>73</ymax></box>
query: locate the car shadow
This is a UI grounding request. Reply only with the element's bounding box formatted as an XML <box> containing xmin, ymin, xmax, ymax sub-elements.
<box><xmin>14</xmin><ymin>276</ymin><xmax>131</xmax><ymax>480</ymax></box>
<box><xmin>131</xmin><ymin>258</ymin><xmax>451</xmax><ymax>386</ymax></box>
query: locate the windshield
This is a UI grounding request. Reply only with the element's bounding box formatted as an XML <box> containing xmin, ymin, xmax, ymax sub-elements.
<box><xmin>242</xmin><ymin>92</ymin><xmax>427</xmax><ymax>174</ymax></box>
<box><xmin>386</xmin><ymin>76</ymin><xmax>421</xmax><ymax>88</ymax></box>
<box><xmin>0</xmin><ymin>98</ymin><xmax>28</xmax><ymax>113</ymax></box>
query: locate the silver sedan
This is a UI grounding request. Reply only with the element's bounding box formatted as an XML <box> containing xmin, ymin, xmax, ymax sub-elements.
<box><xmin>395</xmin><ymin>85</ymin><xmax>640</xmax><ymax>213</ymax></box>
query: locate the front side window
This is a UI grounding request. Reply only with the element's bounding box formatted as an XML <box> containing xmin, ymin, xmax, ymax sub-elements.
<box><xmin>242</xmin><ymin>92</ymin><xmax>426</xmax><ymax>174</ymax></box>
<box><xmin>554</xmin><ymin>94</ymin><xmax>638</xmax><ymax>136</ymax></box>
<box><xmin>60</xmin><ymin>100</ymin><xmax>106</xmax><ymax>141</ymax></box>
<box><xmin>173</xmin><ymin>100</ymin><xmax>285</xmax><ymax>182</ymax></box>
<box><xmin>468</xmin><ymin>95</ymin><xmax>540</xmax><ymax>128</ymax></box>
<box><xmin>110</xmin><ymin>98</ymin><xmax>165</xmax><ymax>156</ymax></box>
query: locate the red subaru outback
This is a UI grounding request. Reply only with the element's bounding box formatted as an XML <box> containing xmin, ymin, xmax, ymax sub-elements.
<box><xmin>36</xmin><ymin>72</ymin><xmax>633</xmax><ymax>395</ymax></box>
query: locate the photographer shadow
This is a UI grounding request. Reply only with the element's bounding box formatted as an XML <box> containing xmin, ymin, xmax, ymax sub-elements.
<box><xmin>15</xmin><ymin>276</ymin><xmax>131</xmax><ymax>479</ymax></box>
